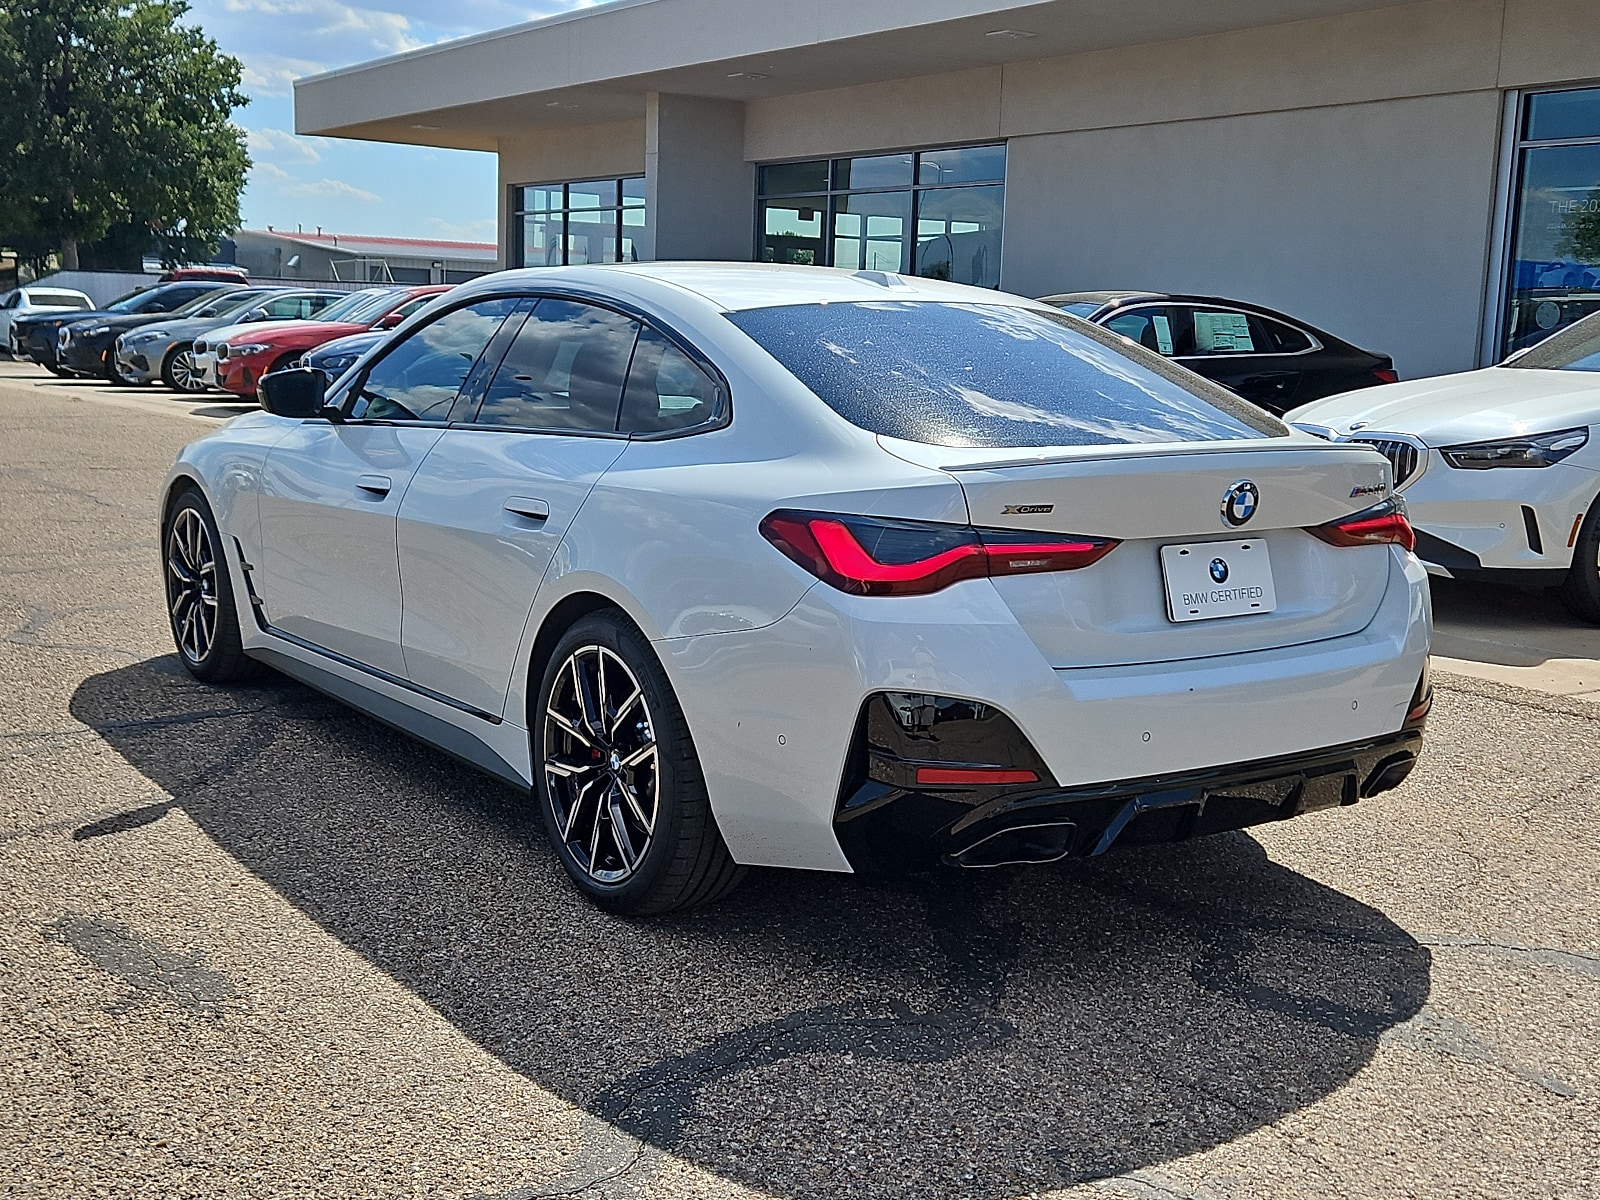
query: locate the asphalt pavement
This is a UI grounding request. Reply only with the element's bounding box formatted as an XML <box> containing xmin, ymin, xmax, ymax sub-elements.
<box><xmin>1</xmin><ymin>359</ymin><xmax>1596</xmax><ymax>1200</ymax></box>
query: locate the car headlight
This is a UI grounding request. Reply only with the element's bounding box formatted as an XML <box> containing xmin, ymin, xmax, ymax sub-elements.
<box><xmin>81</xmin><ymin>324</ymin><xmax>111</xmax><ymax>337</ymax></box>
<box><xmin>318</xmin><ymin>355</ymin><xmax>358</xmax><ymax>372</ymax></box>
<box><xmin>1440</xmin><ymin>427</ymin><xmax>1590</xmax><ymax>469</ymax></box>
<box><xmin>230</xmin><ymin>343</ymin><xmax>272</xmax><ymax>357</ymax></box>
<box><xmin>129</xmin><ymin>329</ymin><xmax>167</xmax><ymax>343</ymax></box>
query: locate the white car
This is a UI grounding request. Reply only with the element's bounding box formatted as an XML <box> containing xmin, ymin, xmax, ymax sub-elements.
<box><xmin>188</xmin><ymin>287</ymin><xmax>394</xmax><ymax>388</ymax></box>
<box><xmin>1290</xmin><ymin>313</ymin><xmax>1600</xmax><ymax>622</ymax></box>
<box><xmin>159</xmin><ymin>263</ymin><xmax>1432</xmax><ymax>914</ymax></box>
<box><xmin>1</xmin><ymin>286</ymin><xmax>94</xmax><ymax>355</ymax></box>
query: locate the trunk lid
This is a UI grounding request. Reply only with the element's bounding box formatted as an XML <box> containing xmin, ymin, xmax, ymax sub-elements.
<box><xmin>882</xmin><ymin>436</ymin><xmax>1396</xmax><ymax>668</ymax></box>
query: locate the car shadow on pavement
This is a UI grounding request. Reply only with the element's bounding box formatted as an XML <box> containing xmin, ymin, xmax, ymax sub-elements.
<box><xmin>69</xmin><ymin>658</ymin><xmax>1431</xmax><ymax>1200</ymax></box>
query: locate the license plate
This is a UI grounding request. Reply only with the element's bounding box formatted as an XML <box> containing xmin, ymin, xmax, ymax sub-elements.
<box><xmin>1160</xmin><ymin>540</ymin><xmax>1277</xmax><ymax>623</ymax></box>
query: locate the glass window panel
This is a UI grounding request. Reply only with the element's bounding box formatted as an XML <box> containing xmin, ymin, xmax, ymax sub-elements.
<box><xmin>1502</xmin><ymin>142</ymin><xmax>1600</xmax><ymax>356</ymax></box>
<box><xmin>521</xmin><ymin>214</ymin><xmax>564</xmax><ymax>267</ymax></box>
<box><xmin>475</xmin><ymin>299</ymin><xmax>640</xmax><ymax>432</ymax></box>
<box><xmin>566</xmin><ymin>211</ymin><xmax>619</xmax><ymax>266</ymax></box>
<box><xmin>621</xmin><ymin>176</ymin><xmax>647</xmax><ymax>205</ymax></box>
<box><xmin>834</xmin><ymin>153</ymin><xmax>914</xmax><ymax>191</ymax></box>
<box><xmin>622</xmin><ymin>205</ymin><xmax>646</xmax><ymax>227</ymax></box>
<box><xmin>831</xmin><ymin>192</ymin><xmax>909</xmax><ymax>273</ymax></box>
<box><xmin>760</xmin><ymin>197</ymin><xmax>826</xmax><ymax>265</ymax></box>
<box><xmin>1103</xmin><ymin>307</ymin><xmax>1180</xmax><ymax>356</ymax></box>
<box><xmin>521</xmin><ymin>185</ymin><xmax>564</xmax><ymax>214</ymax></box>
<box><xmin>620</xmin><ymin>327</ymin><xmax>722</xmax><ymax>433</ymax></box>
<box><xmin>917</xmin><ymin>144</ymin><xmax>1006</xmax><ymax>187</ymax></box>
<box><xmin>913</xmin><ymin>184</ymin><xmax>1003</xmax><ymax>287</ymax></box>
<box><xmin>727</xmin><ymin>301</ymin><xmax>1281</xmax><ymax>449</ymax></box>
<box><xmin>567</xmin><ymin>179</ymin><xmax>619</xmax><ymax>210</ymax></box>
<box><xmin>1526</xmin><ymin>88</ymin><xmax>1600</xmax><ymax>143</ymax></box>
<box><xmin>760</xmin><ymin>160</ymin><xmax>829</xmax><ymax>196</ymax></box>
<box><xmin>352</xmin><ymin>298</ymin><xmax>519</xmax><ymax>422</ymax></box>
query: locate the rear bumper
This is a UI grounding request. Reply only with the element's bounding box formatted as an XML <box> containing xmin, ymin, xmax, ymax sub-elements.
<box><xmin>835</xmin><ymin>726</ymin><xmax>1424</xmax><ymax>870</ymax></box>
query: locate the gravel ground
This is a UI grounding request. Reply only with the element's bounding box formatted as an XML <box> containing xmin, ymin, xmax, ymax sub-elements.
<box><xmin>1</xmin><ymin>368</ymin><xmax>1596</xmax><ymax>1200</ymax></box>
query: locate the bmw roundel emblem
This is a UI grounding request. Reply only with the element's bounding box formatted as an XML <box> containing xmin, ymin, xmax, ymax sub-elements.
<box><xmin>1210</xmin><ymin>558</ymin><xmax>1230</xmax><ymax>584</ymax></box>
<box><xmin>1221</xmin><ymin>480</ymin><xmax>1260</xmax><ymax>527</ymax></box>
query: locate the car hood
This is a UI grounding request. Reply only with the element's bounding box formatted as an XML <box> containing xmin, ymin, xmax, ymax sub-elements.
<box><xmin>15</xmin><ymin>308</ymin><xmax>120</xmax><ymax>331</ymax></box>
<box><xmin>124</xmin><ymin>313</ymin><xmax>263</xmax><ymax>342</ymax></box>
<box><xmin>1288</xmin><ymin>368</ymin><xmax>1600</xmax><ymax>446</ymax></box>
<box><xmin>212</xmin><ymin>319</ymin><xmax>366</xmax><ymax>346</ymax></box>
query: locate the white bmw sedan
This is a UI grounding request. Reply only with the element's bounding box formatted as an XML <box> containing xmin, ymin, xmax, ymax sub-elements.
<box><xmin>1290</xmin><ymin>311</ymin><xmax>1600</xmax><ymax>623</ymax></box>
<box><xmin>160</xmin><ymin>263</ymin><xmax>1431</xmax><ymax>914</ymax></box>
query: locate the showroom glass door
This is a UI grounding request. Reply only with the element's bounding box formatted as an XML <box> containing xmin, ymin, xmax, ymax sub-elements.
<box><xmin>1502</xmin><ymin>86</ymin><xmax>1600</xmax><ymax>358</ymax></box>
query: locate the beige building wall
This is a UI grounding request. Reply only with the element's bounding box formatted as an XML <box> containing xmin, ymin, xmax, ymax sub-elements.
<box><xmin>496</xmin><ymin>121</ymin><xmax>647</xmax><ymax>268</ymax></box>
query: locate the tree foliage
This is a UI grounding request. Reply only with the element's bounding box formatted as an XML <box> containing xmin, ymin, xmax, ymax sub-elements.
<box><xmin>1560</xmin><ymin>191</ymin><xmax>1600</xmax><ymax>267</ymax></box>
<box><xmin>0</xmin><ymin>0</ymin><xmax>250</xmax><ymax>269</ymax></box>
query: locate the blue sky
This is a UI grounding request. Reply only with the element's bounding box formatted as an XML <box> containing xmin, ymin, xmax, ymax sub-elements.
<box><xmin>186</xmin><ymin>1</ymin><xmax>600</xmax><ymax>242</ymax></box>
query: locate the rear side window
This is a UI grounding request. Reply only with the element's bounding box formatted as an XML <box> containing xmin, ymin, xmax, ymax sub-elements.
<box><xmin>620</xmin><ymin>327</ymin><xmax>724</xmax><ymax>434</ymax></box>
<box><xmin>728</xmin><ymin>301</ymin><xmax>1283</xmax><ymax>449</ymax></box>
<box><xmin>473</xmin><ymin>299</ymin><xmax>640</xmax><ymax>432</ymax></box>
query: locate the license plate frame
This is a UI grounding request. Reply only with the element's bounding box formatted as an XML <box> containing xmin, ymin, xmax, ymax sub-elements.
<box><xmin>1160</xmin><ymin>539</ymin><xmax>1277</xmax><ymax>623</ymax></box>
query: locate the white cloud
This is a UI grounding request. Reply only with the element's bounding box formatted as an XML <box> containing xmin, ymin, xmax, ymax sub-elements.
<box><xmin>240</xmin><ymin>52</ymin><xmax>330</xmax><ymax>97</ymax></box>
<box><xmin>251</xmin><ymin>161</ymin><xmax>295</xmax><ymax>182</ymax></box>
<box><xmin>246</xmin><ymin>127</ymin><xmax>321</xmax><ymax>162</ymax></box>
<box><xmin>286</xmin><ymin>178</ymin><xmax>383</xmax><ymax>203</ymax></box>
<box><xmin>424</xmin><ymin>216</ymin><xmax>496</xmax><ymax>240</ymax></box>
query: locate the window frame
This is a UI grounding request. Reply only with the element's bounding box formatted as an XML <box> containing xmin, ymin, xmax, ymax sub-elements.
<box><xmin>509</xmin><ymin>176</ymin><xmax>647</xmax><ymax>269</ymax></box>
<box><xmin>1103</xmin><ymin>302</ymin><xmax>1323</xmax><ymax>361</ymax></box>
<box><xmin>754</xmin><ymin>142</ymin><xmax>1006</xmax><ymax>286</ymax></box>
<box><xmin>331</xmin><ymin>286</ymin><xmax>732</xmax><ymax>441</ymax></box>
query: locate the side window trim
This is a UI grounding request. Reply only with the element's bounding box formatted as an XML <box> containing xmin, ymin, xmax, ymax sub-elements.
<box><xmin>448</xmin><ymin>297</ymin><xmax>539</xmax><ymax>424</ymax></box>
<box><xmin>1168</xmin><ymin>304</ymin><xmax>1323</xmax><ymax>359</ymax></box>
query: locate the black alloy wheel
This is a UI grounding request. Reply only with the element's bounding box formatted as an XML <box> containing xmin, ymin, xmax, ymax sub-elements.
<box><xmin>162</xmin><ymin>346</ymin><xmax>205</xmax><ymax>393</ymax></box>
<box><xmin>534</xmin><ymin>613</ymin><xmax>743</xmax><ymax>915</ymax></box>
<box><xmin>1560</xmin><ymin>501</ymin><xmax>1600</xmax><ymax>623</ymax></box>
<box><xmin>162</xmin><ymin>490</ymin><xmax>258</xmax><ymax>682</ymax></box>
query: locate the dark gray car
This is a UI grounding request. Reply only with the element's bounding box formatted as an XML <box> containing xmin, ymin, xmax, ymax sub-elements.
<box><xmin>114</xmin><ymin>289</ymin><xmax>346</xmax><ymax>391</ymax></box>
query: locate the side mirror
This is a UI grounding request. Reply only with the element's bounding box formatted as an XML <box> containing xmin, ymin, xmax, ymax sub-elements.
<box><xmin>378</xmin><ymin>310</ymin><xmax>406</xmax><ymax>329</ymax></box>
<box><xmin>237</xmin><ymin>308</ymin><xmax>267</xmax><ymax>323</ymax></box>
<box><xmin>258</xmin><ymin>366</ymin><xmax>331</xmax><ymax>419</ymax></box>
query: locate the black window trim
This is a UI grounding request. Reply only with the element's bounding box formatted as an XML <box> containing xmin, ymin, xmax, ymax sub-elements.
<box><xmin>508</xmin><ymin>175</ymin><xmax>647</xmax><ymax>269</ymax></box>
<box><xmin>1103</xmin><ymin>301</ymin><xmax>1324</xmax><ymax>361</ymax></box>
<box><xmin>329</xmin><ymin>285</ymin><xmax>732</xmax><ymax>441</ymax></box>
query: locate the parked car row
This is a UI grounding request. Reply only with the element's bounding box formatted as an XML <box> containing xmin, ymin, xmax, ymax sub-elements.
<box><xmin>2</xmin><ymin>279</ymin><xmax>452</xmax><ymax>400</ymax></box>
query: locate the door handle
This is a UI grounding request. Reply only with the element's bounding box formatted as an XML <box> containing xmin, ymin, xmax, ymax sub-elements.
<box><xmin>504</xmin><ymin>497</ymin><xmax>550</xmax><ymax>522</ymax></box>
<box><xmin>356</xmin><ymin>474</ymin><xmax>392</xmax><ymax>497</ymax></box>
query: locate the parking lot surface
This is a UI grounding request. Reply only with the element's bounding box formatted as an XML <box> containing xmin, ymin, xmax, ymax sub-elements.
<box><xmin>2</xmin><ymin>361</ymin><xmax>1597</xmax><ymax>1199</ymax></box>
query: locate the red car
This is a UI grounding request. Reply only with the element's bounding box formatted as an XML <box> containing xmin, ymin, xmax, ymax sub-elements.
<box><xmin>214</xmin><ymin>284</ymin><xmax>451</xmax><ymax>397</ymax></box>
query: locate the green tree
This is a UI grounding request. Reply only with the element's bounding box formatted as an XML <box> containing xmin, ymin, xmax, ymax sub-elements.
<box><xmin>1560</xmin><ymin>186</ymin><xmax>1600</xmax><ymax>268</ymax></box>
<box><xmin>0</xmin><ymin>0</ymin><xmax>249</xmax><ymax>270</ymax></box>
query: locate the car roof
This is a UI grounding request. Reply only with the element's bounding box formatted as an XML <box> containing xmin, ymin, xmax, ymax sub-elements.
<box><xmin>455</xmin><ymin>262</ymin><xmax>1043</xmax><ymax>314</ymax></box>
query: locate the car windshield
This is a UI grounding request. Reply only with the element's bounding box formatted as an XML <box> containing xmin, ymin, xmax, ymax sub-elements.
<box><xmin>727</xmin><ymin>301</ymin><xmax>1285</xmax><ymax>448</ymax></box>
<box><xmin>1507</xmin><ymin>311</ymin><xmax>1600</xmax><ymax>371</ymax></box>
<box><xmin>167</xmin><ymin>289</ymin><xmax>237</xmax><ymax>318</ymax></box>
<box><xmin>29</xmin><ymin>291</ymin><xmax>90</xmax><ymax>308</ymax></box>
<box><xmin>199</xmin><ymin>290</ymin><xmax>274</xmax><ymax>319</ymax></box>
<box><xmin>105</xmin><ymin>287</ymin><xmax>156</xmax><ymax>313</ymax></box>
<box><xmin>317</xmin><ymin>288</ymin><xmax>401</xmax><ymax>325</ymax></box>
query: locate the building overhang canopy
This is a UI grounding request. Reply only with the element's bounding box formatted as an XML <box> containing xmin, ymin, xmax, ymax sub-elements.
<box><xmin>294</xmin><ymin>0</ymin><xmax>1412</xmax><ymax>150</ymax></box>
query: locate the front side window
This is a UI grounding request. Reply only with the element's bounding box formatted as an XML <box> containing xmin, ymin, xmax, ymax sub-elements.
<box><xmin>757</xmin><ymin>145</ymin><xmax>1005</xmax><ymax>288</ymax></box>
<box><xmin>350</xmin><ymin>298</ymin><xmax>519</xmax><ymax>422</ymax></box>
<box><xmin>473</xmin><ymin>299</ymin><xmax>640</xmax><ymax>432</ymax></box>
<box><xmin>728</xmin><ymin>301</ymin><xmax>1283</xmax><ymax>449</ymax></box>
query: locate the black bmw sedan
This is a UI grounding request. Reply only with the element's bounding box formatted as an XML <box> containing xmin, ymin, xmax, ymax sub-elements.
<box><xmin>1043</xmin><ymin>291</ymin><xmax>1397</xmax><ymax>414</ymax></box>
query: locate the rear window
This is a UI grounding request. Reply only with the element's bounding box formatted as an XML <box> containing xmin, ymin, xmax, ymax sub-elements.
<box><xmin>30</xmin><ymin>291</ymin><xmax>90</xmax><ymax>308</ymax></box>
<box><xmin>727</xmin><ymin>301</ymin><xmax>1284</xmax><ymax>448</ymax></box>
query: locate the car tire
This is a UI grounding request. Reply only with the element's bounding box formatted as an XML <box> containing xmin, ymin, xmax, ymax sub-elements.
<box><xmin>533</xmin><ymin>612</ymin><xmax>745</xmax><ymax>915</ymax></box>
<box><xmin>162</xmin><ymin>488</ymin><xmax>260</xmax><ymax>683</ymax></box>
<box><xmin>1560</xmin><ymin>501</ymin><xmax>1600</xmax><ymax>624</ymax></box>
<box><xmin>161</xmin><ymin>346</ymin><xmax>206</xmax><ymax>393</ymax></box>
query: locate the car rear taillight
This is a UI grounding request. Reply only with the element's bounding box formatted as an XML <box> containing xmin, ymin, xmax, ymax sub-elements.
<box><xmin>1371</xmin><ymin>367</ymin><xmax>1400</xmax><ymax>385</ymax></box>
<box><xmin>759</xmin><ymin>510</ymin><xmax>1118</xmax><ymax>596</ymax></box>
<box><xmin>915</xmin><ymin>766</ymin><xmax>1040</xmax><ymax>786</ymax></box>
<box><xmin>1309</xmin><ymin>498</ymin><xmax>1416</xmax><ymax>553</ymax></box>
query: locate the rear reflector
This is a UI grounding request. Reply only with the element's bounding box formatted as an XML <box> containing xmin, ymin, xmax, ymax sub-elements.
<box><xmin>1309</xmin><ymin>498</ymin><xmax>1416</xmax><ymax>553</ymax></box>
<box><xmin>1372</xmin><ymin>367</ymin><xmax>1400</xmax><ymax>385</ymax></box>
<box><xmin>916</xmin><ymin>766</ymin><xmax>1040</xmax><ymax>787</ymax></box>
<box><xmin>760</xmin><ymin>510</ymin><xmax>1118</xmax><ymax>596</ymax></box>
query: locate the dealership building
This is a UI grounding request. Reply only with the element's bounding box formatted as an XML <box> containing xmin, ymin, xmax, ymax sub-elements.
<box><xmin>296</xmin><ymin>0</ymin><xmax>1600</xmax><ymax>380</ymax></box>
